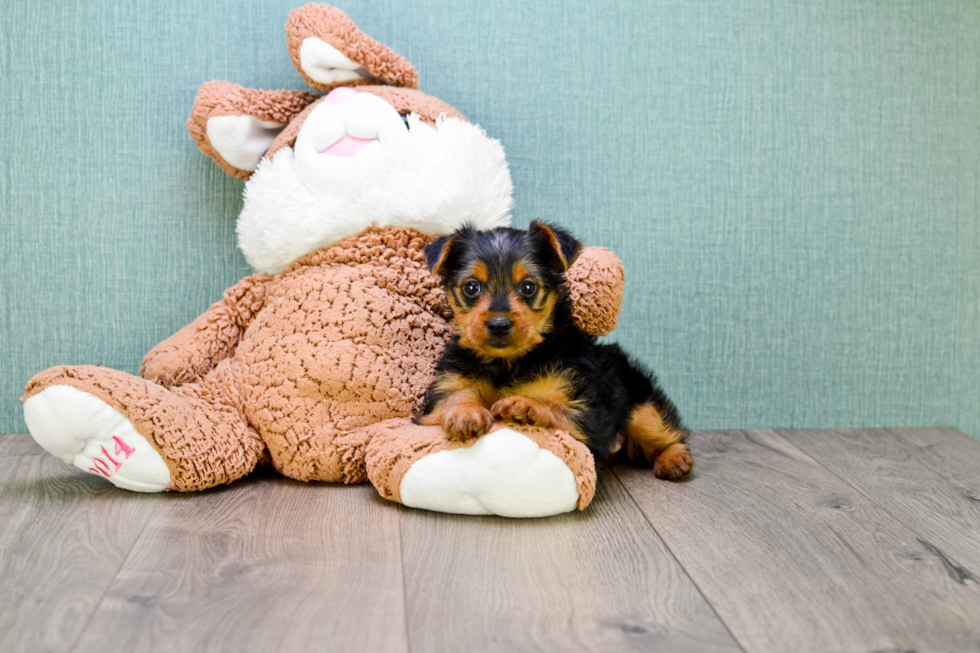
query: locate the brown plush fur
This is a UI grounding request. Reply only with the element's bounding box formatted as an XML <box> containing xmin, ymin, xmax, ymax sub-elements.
<box><xmin>187</xmin><ymin>82</ymin><xmax>320</xmax><ymax>179</ymax></box>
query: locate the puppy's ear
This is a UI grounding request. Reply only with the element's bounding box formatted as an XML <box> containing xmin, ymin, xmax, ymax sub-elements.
<box><xmin>425</xmin><ymin>234</ymin><xmax>457</xmax><ymax>277</ymax></box>
<box><xmin>529</xmin><ymin>221</ymin><xmax>583</xmax><ymax>273</ymax></box>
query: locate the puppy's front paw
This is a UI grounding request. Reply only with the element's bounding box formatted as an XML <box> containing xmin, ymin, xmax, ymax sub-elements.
<box><xmin>654</xmin><ymin>443</ymin><xmax>693</xmax><ymax>481</ymax></box>
<box><xmin>491</xmin><ymin>396</ymin><xmax>555</xmax><ymax>429</ymax></box>
<box><xmin>442</xmin><ymin>405</ymin><xmax>494</xmax><ymax>441</ymax></box>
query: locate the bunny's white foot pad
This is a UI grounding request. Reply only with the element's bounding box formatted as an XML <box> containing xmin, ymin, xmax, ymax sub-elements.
<box><xmin>398</xmin><ymin>428</ymin><xmax>580</xmax><ymax>518</ymax></box>
<box><xmin>23</xmin><ymin>385</ymin><xmax>171</xmax><ymax>492</ymax></box>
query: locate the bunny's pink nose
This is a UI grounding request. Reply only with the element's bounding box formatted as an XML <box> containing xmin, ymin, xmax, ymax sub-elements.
<box><xmin>326</xmin><ymin>87</ymin><xmax>358</xmax><ymax>105</ymax></box>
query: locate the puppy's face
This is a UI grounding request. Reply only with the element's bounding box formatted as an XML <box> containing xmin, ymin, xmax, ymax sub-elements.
<box><xmin>425</xmin><ymin>222</ymin><xmax>582</xmax><ymax>360</ymax></box>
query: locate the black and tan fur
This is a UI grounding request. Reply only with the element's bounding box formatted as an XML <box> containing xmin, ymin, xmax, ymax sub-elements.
<box><xmin>416</xmin><ymin>222</ymin><xmax>693</xmax><ymax>481</ymax></box>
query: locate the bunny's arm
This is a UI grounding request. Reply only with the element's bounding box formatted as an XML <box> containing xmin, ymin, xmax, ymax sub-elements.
<box><xmin>140</xmin><ymin>274</ymin><xmax>273</xmax><ymax>387</ymax></box>
<box><xmin>566</xmin><ymin>247</ymin><xmax>625</xmax><ymax>337</ymax></box>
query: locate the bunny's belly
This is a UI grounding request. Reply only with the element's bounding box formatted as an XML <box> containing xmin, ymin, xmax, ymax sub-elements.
<box><xmin>234</xmin><ymin>264</ymin><xmax>451</xmax><ymax>442</ymax></box>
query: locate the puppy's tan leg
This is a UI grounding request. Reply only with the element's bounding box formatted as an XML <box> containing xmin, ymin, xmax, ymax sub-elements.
<box><xmin>494</xmin><ymin>371</ymin><xmax>586</xmax><ymax>437</ymax></box>
<box><xmin>623</xmin><ymin>403</ymin><xmax>693</xmax><ymax>481</ymax></box>
<box><xmin>491</xmin><ymin>395</ymin><xmax>561</xmax><ymax>429</ymax></box>
<box><xmin>418</xmin><ymin>391</ymin><xmax>494</xmax><ymax>441</ymax></box>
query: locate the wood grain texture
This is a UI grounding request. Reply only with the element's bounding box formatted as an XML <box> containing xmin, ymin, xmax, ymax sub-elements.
<box><xmin>6</xmin><ymin>428</ymin><xmax>980</xmax><ymax>653</ymax></box>
<box><xmin>781</xmin><ymin>428</ymin><xmax>980</xmax><ymax>573</ymax></box>
<box><xmin>889</xmin><ymin>427</ymin><xmax>980</xmax><ymax>495</ymax></box>
<box><xmin>398</xmin><ymin>468</ymin><xmax>740</xmax><ymax>653</ymax></box>
<box><xmin>0</xmin><ymin>434</ymin><xmax>160</xmax><ymax>653</ymax></box>
<box><xmin>0</xmin><ymin>432</ymin><xmax>52</xmax><ymax>456</ymax></box>
<box><xmin>73</xmin><ymin>472</ymin><xmax>408</xmax><ymax>653</ymax></box>
<box><xmin>616</xmin><ymin>430</ymin><xmax>980</xmax><ymax>653</ymax></box>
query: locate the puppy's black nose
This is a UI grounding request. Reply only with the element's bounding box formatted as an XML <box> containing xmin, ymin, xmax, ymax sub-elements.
<box><xmin>487</xmin><ymin>316</ymin><xmax>513</xmax><ymax>336</ymax></box>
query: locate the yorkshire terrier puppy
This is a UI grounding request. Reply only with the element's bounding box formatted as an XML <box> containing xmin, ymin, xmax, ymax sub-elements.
<box><xmin>416</xmin><ymin>222</ymin><xmax>693</xmax><ymax>480</ymax></box>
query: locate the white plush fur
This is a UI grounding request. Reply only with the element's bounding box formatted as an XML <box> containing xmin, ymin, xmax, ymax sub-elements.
<box><xmin>237</xmin><ymin>91</ymin><xmax>513</xmax><ymax>273</ymax></box>
<box><xmin>23</xmin><ymin>386</ymin><xmax>171</xmax><ymax>493</ymax></box>
<box><xmin>299</xmin><ymin>37</ymin><xmax>373</xmax><ymax>84</ymax></box>
<box><xmin>207</xmin><ymin>115</ymin><xmax>287</xmax><ymax>172</ymax></box>
<box><xmin>398</xmin><ymin>428</ymin><xmax>580</xmax><ymax>517</ymax></box>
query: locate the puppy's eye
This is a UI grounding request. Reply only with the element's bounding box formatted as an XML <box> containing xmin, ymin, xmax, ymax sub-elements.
<box><xmin>518</xmin><ymin>280</ymin><xmax>537</xmax><ymax>297</ymax></box>
<box><xmin>462</xmin><ymin>280</ymin><xmax>482</xmax><ymax>298</ymax></box>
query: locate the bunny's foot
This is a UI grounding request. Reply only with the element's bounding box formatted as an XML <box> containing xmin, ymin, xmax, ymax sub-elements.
<box><xmin>365</xmin><ymin>419</ymin><xmax>596</xmax><ymax>517</ymax></box>
<box><xmin>24</xmin><ymin>384</ymin><xmax>171</xmax><ymax>492</ymax></box>
<box><xmin>22</xmin><ymin>363</ymin><xmax>265</xmax><ymax>492</ymax></box>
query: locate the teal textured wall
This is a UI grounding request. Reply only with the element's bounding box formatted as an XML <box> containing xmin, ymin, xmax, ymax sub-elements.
<box><xmin>2</xmin><ymin>1</ymin><xmax>978</xmax><ymax>436</ymax></box>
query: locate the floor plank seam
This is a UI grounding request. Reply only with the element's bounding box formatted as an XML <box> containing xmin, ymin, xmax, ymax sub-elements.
<box><xmin>610</xmin><ymin>466</ymin><xmax>750</xmax><ymax>653</ymax></box>
<box><xmin>66</xmin><ymin>495</ymin><xmax>163</xmax><ymax>653</ymax></box>
<box><xmin>770</xmin><ymin>430</ymin><xmax>980</xmax><ymax>581</ymax></box>
<box><xmin>396</xmin><ymin>505</ymin><xmax>413</xmax><ymax>653</ymax></box>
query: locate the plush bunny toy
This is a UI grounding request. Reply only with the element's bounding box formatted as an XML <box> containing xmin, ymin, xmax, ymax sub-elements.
<box><xmin>22</xmin><ymin>3</ymin><xmax>625</xmax><ymax>517</ymax></box>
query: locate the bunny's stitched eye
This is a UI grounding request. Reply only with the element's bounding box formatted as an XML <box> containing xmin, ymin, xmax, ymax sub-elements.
<box><xmin>462</xmin><ymin>280</ymin><xmax>482</xmax><ymax>298</ymax></box>
<box><xmin>518</xmin><ymin>280</ymin><xmax>537</xmax><ymax>297</ymax></box>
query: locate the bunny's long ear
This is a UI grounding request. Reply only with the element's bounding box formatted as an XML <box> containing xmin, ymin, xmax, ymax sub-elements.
<box><xmin>286</xmin><ymin>4</ymin><xmax>419</xmax><ymax>93</ymax></box>
<box><xmin>187</xmin><ymin>81</ymin><xmax>319</xmax><ymax>179</ymax></box>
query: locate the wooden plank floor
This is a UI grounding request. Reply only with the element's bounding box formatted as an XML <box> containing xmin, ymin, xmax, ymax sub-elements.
<box><xmin>1</xmin><ymin>428</ymin><xmax>979</xmax><ymax>653</ymax></box>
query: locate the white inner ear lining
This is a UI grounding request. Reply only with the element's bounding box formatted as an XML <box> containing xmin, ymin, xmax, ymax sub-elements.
<box><xmin>299</xmin><ymin>37</ymin><xmax>376</xmax><ymax>84</ymax></box>
<box><xmin>206</xmin><ymin>115</ymin><xmax>287</xmax><ymax>172</ymax></box>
